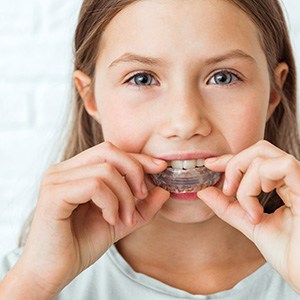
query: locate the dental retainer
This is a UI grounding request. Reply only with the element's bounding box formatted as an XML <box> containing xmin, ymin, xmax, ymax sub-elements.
<box><xmin>150</xmin><ymin>166</ymin><xmax>221</xmax><ymax>193</ymax></box>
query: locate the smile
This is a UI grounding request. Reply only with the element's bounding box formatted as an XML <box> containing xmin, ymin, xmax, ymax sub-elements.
<box><xmin>150</xmin><ymin>159</ymin><xmax>221</xmax><ymax>193</ymax></box>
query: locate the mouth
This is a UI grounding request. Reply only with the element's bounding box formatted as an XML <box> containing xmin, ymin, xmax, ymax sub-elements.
<box><xmin>150</xmin><ymin>159</ymin><xmax>221</xmax><ymax>194</ymax></box>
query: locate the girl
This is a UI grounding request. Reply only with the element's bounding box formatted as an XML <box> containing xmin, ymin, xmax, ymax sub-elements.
<box><xmin>1</xmin><ymin>0</ymin><xmax>300</xmax><ymax>299</ymax></box>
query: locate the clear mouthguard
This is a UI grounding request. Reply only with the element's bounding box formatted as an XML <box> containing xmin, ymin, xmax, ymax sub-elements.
<box><xmin>150</xmin><ymin>167</ymin><xmax>221</xmax><ymax>193</ymax></box>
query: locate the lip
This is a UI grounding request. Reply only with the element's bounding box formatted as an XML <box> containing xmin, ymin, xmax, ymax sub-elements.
<box><xmin>155</xmin><ymin>152</ymin><xmax>219</xmax><ymax>161</ymax></box>
<box><xmin>170</xmin><ymin>192</ymin><xmax>198</xmax><ymax>201</ymax></box>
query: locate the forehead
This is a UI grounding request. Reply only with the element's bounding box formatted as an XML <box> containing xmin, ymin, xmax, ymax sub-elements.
<box><xmin>97</xmin><ymin>0</ymin><xmax>265</xmax><ymax>67</ymax></box>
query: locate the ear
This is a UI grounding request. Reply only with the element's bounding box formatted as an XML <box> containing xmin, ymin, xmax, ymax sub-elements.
<box><xmin>267</xmin><ymin>62</ymin><xmax>289</xmax><ymax>119</ymax></box>
<box><xmin>73</xmin><ymin>70</ymin><xmax>100</xmax><ymax>122</ymax></box>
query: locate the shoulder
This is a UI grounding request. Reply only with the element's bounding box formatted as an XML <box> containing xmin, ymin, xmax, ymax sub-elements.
<box><xmin>230</xmin><ymin>263</ymin><xmax>300</xmax><ymax>300</ymax></box>
<box><xmin>59</xmin><ymin>244</ymin><xmax>153</xmax><ymax>300</ymax></box>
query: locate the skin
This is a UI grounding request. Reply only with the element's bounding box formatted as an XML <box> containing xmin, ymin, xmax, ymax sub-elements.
<box><xmin>1</xmin><ymin>0</ymin><xmax>300</xmax><ymax>298</ymax></box>
<box><xmin>80</xmin><ymin>0</ymin><xmax>285</xmax><ymax>224</ymax></box>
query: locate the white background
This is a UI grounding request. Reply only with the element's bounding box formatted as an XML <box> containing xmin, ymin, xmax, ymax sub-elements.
<box><xmin>0</xmin><ymin>0</ymin><xmax>300</xmax><ymax>261</ymax></box>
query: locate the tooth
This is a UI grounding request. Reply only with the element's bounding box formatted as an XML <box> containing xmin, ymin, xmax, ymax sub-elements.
<box><xmin>196</xmin><ymin>159</ymin><xmax>205</xmax><ymax>167</ymax></box>
<box><xmin>171</xmin><ymin>160</ymin><xmax>183</xmax><ymax>169</ymax></box>
<box><xmin>183</xmin><ymin>160</ymin><xmax>196</xmax><ymax>169</ymax></box>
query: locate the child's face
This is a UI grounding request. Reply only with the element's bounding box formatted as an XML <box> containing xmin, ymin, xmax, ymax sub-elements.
<box><xmin>76</xmin><ymin>0</ymin><xmax>285</xmax><ymax>223</ymax></box>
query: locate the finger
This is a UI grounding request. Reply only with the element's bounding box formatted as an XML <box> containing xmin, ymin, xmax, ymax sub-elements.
<box><xmin>209</xmin><ymin>141</ymin><xmax>285</xmax><ymax>196</ymax></box>
<box><xmin>39</xmin><ymin>178</ymin><xmax>119</xmax><ymax>225</ymax></box>
<box><xmin>93</xmin><ymin>164</ymin><xmax>136</xmax><ymax>225</ymax></box>
<box><xmin>205</xmin><ymin>153</ymin><xmax>242</xmax><ymax>196</ymax></box>
<box><xmin>129</xmin><ymin>153</ymin><xmax>168</xmax><ymax>174</ymax></box>
<box><xmin>197</xmin><ymin>187</ymin><xmax>256</xmax><ymax>239</ymax></box>
<box><xmin>92</xmin><ymin>183</ymin><xmax>120</xmax><ymax>225</ymax></box>
<box><xmin>54</xmin><ymin>142</ymin><xmax>166</xmax><ymax>173</ymax></box>
<box><xmin>257</xmin><ymin>155</ymin><xmax>300</xmax><ymax>211</ymax></box>
<box><xmin>204</xmin><ymin>154</ymin><xmax>233</xmax><ymax>172</ymax></box>
<box><xmin>45</xmin><ymin>163</ymin><xmax>136</xmax><ymax>224</ymax></box>
<box><xmin>235</xmin><ymin>158</ymin><xmax>265</xmax><ymax>223</ymax></box>
<box><xmin>49</xmin><ymin>142</ymin><xmax>167</xmax><ymax>199</ymax></box>
<box><xmin>258</xmin><ymin>155</ymin><xmax>300</xmax><ymax>188</ymax></box>
<box><xmin>226</xmin><ymin>142</ymin><xmax>285</xmax><ymax>193</ymax></box>
<box><xmin>276</xmin><ymin>186</ymin><xmax>292</xmax><ymax>208</ymax></box>
<box><xmin>48</xmin><ymin>159</ymin><xmax>145</xmax><ymax>201</ymax></box>
<box><xmin>134</xmin><ymin>187</ymin><xmax>170</xmax><ymax>226</ymax></box>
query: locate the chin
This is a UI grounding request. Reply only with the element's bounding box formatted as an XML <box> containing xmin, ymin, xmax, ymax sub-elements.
<box><xmin>157</xmin><ymin>196</ymin><xmax>216</xmax><ymax>224</ymax></box>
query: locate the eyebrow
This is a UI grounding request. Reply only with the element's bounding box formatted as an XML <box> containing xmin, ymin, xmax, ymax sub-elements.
<box><xmin>108</xmin><ymin>49</ymin><xmax>256</xmax><ymax>68</ymax></box>
<box><xmin>109</xmin><ymin>53</ymin><xmax>167</xmax><ymax>68</ymax></box>
<box><xmin>204</xmin><ymin>49</ymin><xmax>256</xmax><ymax>66</ymax></box>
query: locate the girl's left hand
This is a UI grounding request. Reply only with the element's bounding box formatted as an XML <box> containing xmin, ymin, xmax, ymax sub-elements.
<box><xmin>198</xmin><ymin>140</ymin><xmax>300</xmax><ymax>294</ymax></box>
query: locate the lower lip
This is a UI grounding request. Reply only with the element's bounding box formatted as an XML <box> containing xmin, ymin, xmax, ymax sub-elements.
<box><xmin>170</xmin><ymin>192</ymin><xmax>198</xmax><ymax>200</ymax></box>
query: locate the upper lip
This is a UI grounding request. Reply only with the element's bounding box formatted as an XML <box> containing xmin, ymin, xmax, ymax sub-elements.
<box><xmin>155</xmin><ymin>152</ymin><xmax>219</xmax><ymax>161</ymax></box>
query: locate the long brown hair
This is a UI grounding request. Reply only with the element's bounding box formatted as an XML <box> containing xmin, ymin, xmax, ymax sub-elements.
<box><xmin>19</xmin><ymin>0</ymin><xmax>299</xmax><ymax>246</ymax></box>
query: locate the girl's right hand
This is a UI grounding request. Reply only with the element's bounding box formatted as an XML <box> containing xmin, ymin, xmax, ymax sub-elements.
<box><xmin>10</xmin><ymin>142</ymin><xmax>170</xmax><ymax>297</ymax></box>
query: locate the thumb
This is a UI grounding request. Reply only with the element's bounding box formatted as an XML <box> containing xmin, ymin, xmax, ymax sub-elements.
<box><xmin>204</xmin><ymin>154</ymin><xmax>233</xmax><ymax>172</ymax></box>
<box><xmin>134</xmin><ymin>187</ymin><xmax>170</xmax><ymax>226</ymax></box>
<box><xmin>198</xmin><ymin>187</ymin><xmax>256</xmax><ymax>241</ymax></box>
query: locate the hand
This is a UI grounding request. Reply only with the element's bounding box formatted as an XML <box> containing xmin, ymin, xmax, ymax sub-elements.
<box><xmin>13</xmin><ymin>142</ymin><xmax>170</xmax><ymax>296</ymax></box>
<box><xmin>198</xmin><ymin>140</ymin><xmax>300</xmax><ymax>294</ymax></box>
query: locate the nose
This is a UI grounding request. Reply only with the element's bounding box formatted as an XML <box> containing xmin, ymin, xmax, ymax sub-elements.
<box><xmin>158</xmin><ymin>87</ymin><xmax>212</xmax><ymax>140</ymax></box>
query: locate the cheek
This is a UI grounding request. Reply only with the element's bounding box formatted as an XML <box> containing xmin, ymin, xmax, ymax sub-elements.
<box><xmin>221</xmin><ymin>102</ymin><xmax>268</xmax><ymax>153</ymax></box>
<box><xmin>99</xmin><ymin>103</ymin><xmax>151</xmax><ymax>152</ymax></box>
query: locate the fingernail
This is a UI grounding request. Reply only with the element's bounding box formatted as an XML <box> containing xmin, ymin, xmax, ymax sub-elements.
<box><xmin>152</xmin><ymin>158</ymin><xmax>166</xmax><ymax>165</ymax></box>
<box><xmin>205</xmin><ymin>157</ymin><xmax>218</xmax><ymax>165</ymax></box>
<box><xmin>205</xmin><ymin>156</ymin><xmax>219</xmax><ymax>163</ymax></box>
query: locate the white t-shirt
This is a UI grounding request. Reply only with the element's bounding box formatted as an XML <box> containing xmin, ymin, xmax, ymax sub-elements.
<box><xmin>1</xmin><ymin>245</ymin><xmax>299</xmax><ymax>299</ymax></box>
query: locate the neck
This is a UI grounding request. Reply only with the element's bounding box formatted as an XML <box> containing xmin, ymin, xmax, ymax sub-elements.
<box><xmin>116</xmin><ymin>215</ymin><xmax>265</xmax><ymax>294</ymax></box>
<box><xmin>118</xmin><ymin>215</ymin><xmax>261</xmax><ymax>266</ymax></box>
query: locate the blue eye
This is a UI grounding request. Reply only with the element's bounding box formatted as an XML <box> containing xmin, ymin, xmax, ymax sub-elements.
<box><xmin>127</xmin><ymin>72</ymin><xmax>158</xmax><ymax>87</ymax></box>
<box><xmin>208</xmin><ymin>71</ymin><xmax>239</xmax><ymax>85</ymax></box>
